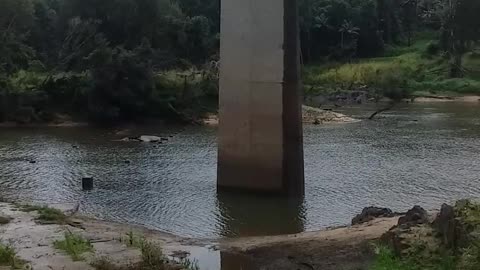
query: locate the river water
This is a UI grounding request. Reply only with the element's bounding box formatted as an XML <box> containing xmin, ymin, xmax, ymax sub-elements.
<box><xmin>0</xmin><ymin>102</ymin><xmax>480</xmax><ymax>238</ymax></box>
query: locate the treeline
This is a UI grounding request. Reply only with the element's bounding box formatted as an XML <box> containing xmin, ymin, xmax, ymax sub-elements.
<box><xmin>0</xmin><ymin>0</ymin><xmax>479</xmax><ymax>124</ymax></box>
<box><xmin>300</xmin><ymin>0</ymin><xmax>480</xmax><ymax>68</ymax></box>
<box><xmin>0</xmin><ymin>0</ymin><xmax>219</xmax><ymax>123</ymax></box>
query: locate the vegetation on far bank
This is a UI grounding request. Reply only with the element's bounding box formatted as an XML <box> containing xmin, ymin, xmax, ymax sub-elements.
<box><xmin>304</xmin><ymin>36</ymin><xmax>480</xmax><ymax>100</ymax></box>
<box><xmin>1</xmin><ymin>0</ymin><xmax>479</xmax><ymax>125</ymax></box>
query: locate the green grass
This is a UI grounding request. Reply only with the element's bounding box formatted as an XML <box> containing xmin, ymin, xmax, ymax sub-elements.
<box><xmin>92</xmin><ymin>240</ymin><xmax>200</xmax><ymax>270</ymax></box>
<box><xmin>53</xmin><ymin>232</ymin><xmax>93</xmax><ymax>261</ymax></box>
<box><xmin>370</xmin><ymin>245</ymin><xmax>456</xmax><ymax>270</ymax></box>
<box><xmin>0</xmin><ymin>243</ymin><xmax>25</xmax><ymax>269</ymax></box>
<box><xmin>17</xmin><ymin>204</ymin><xmax>67</xmax><ymax>224</ymax></box>
<box><xmin>120</xmin><ymin>231</ymin><xmax>146</xmax><ymax>249</ymax></box>
<box><xmin>371</xmin><ymin>200</ymin><xmax>480</xmax><ymax>270</ymax></box>
<box><xmin>304</xmin><ymin>35</ymin><xmax>480</xmax><ymax>96</ymax></box>
<box><xmin>370</xmin><ymin>245</ymin><xmax>410</xmax><ymax>270</ymax></box>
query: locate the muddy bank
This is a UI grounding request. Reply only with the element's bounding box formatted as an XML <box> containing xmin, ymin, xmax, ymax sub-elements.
<box><xmin>220</xmin><ymin>217</ymin><xmax>399</xmax><ymax>270</ymax></box>
<box><xmin>412</xmin><ymin>95</ymin><xmax>480</xmax><ymax>102</ymax></box>
<box><xmin>0</xmin><ymin>121</ymin><xmax>89</xmax><ymax>128</ymax></box>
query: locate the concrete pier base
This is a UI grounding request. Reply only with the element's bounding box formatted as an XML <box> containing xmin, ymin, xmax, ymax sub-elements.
<box><xmin>218</xmin><ymin>0</ymin><xmax>304</xmax><ymax>195</ymax></box>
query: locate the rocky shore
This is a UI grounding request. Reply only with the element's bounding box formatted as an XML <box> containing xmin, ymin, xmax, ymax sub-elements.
<box><xmin>1</xmin><ymin>199</ymin><xmax>479</xmax><ymax>270</ymax></box>
<box><xmin>202</xmin><ymin>105</ymin><xmax>357</xmax><ymax>126</ymax></box>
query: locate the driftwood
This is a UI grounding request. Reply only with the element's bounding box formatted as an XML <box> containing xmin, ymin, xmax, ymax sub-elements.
<box><xmin>368</xmin><ymin>102</ymin><xmax>395</xmax><ymax>120</ymax></box>
<box><xmin>167</xmin><ymin>103</ymin><xmax>201</xmax><ymax>125</ymax></box>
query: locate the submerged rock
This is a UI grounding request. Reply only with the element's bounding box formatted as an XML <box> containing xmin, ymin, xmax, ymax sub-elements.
<box><xmin>352</xmin><ymin>207</ymin><xmax>395</xmax><ymax>225</ymax></box>
<box><xmin>119</xmin><ymin>135</ymin><xmax>164</xmax><ymax>143</ymax></box>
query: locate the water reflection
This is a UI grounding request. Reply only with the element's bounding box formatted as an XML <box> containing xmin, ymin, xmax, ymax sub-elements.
<box><xmin>216</xmin><ymin>191</ymin><xmax>306</xmax><ymax>237</ymax></box>
<box><xmin>169</xmin><ymin>245</ymin><xmax>257</xmax><ymax>270</ymax></box>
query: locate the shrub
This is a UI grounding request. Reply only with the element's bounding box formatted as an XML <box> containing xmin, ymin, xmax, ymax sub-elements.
<box><xmin>425</xmin><ymin>42</ymin><xmax>440</xmax><ymax>56</ymax></box>
<box><xmin>54</xmin><ymin>232</ymin><xmax>93</xmax><ymax>261</ymax></box>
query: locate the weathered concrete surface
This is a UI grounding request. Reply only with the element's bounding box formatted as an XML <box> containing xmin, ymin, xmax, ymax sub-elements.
<box><xmin>218</xmin><ymin>0</ymin><xmax>304</xmax><ymax>195</ymax></box>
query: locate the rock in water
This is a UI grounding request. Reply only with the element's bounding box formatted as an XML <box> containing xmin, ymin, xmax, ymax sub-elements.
<box><xmin>138</xmin><ymin>135</ymin><xmax>162</xmax><ymax>143</ymax></box>
<box><xmin>352</xmin><ymin>207</ymin><xmax>395</xmax><ymax>225</ymax></box>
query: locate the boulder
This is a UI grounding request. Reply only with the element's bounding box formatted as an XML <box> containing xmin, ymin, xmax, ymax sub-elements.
<box><xmin>352</xmin><ymin>207</ymin><xmax>395</xmax><ymax>225</ymax></box>
<box><xmin>398</xmin><ymin>206</ymin><xmax>429</xmax><ymax>227</ymax></box>
<box><xmin>432</xmin><ymin>203</ymin><xmax>456</xmax><ymax>248</ymax></box>
<box><xmin>138</xmin><ymin>135</ymin><xmax>162</xmax><ymax>143</ymax></box>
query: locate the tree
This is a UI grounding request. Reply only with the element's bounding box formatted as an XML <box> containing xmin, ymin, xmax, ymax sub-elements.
<box><xmin>439</xmin><ymin>0</ymin><xmax>480</xmax><ymax>77</ymax></box>
<box><xmin>0</xmin><ymin>0</ymin><xmax>35</xmax><ymax>73</ymax></box>
<box><xmin>339</xmin><ymin>20</ymin><xmax>360</xmax><ymax>49</ymax></box>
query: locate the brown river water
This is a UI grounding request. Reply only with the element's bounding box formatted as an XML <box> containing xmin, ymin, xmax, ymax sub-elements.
<box><xmin>1</xmin><ymin>102</ymin><xmax>480</xmax><ymax>240</ymax></box>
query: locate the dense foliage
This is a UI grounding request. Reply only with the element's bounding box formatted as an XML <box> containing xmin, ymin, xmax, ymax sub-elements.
<box><xmin>0</xmin><ymin>0</ymin><xmax>479</xmax><ymax>123</ymax></box>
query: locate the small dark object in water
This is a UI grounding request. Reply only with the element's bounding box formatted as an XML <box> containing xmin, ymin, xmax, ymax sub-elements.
<box><xmin>82</xmin><ymin>177</ymin><xmax>94</xmax><ymax>190</ymax></box>
<box><xmin>29</xmin><ymin>160</ymin><xmax>36</xmax><ymax>164</ymax></box>
<box><xmin>168</xmin><ymin>135</ymin><xmax>174</xmax><ymax>138</ymax></box>
<box><xmin>161</xmin><ymin>137</ymin><xmax>169</xmax><ymax>141</ymax></box>
<box><xmin>124</xmin><ymin>160</ymin><xmax>131</xmax><ymax>164</ymax></box>
<box><xmin>72</xmin><ymin>145</ymin><xmax>79</xmax><ymax>149</ymax></box>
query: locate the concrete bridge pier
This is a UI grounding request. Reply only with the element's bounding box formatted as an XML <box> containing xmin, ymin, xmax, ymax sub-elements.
<box><xmin>218</xmin><ymin>0</ymin><xmax>304</xmax><ymax>196</ymax></box>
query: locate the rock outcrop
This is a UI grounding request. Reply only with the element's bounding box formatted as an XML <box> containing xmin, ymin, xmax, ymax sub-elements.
<box><xmin>302</xmin><ymin>105</ymin><xmax>356</xmax><ymax>124</ymax></box>
<box><xmin>352</xmin><ymin>207</ymin><xmax>395</xmax><ymax>225</ymax></box>
<box><xmin>202</xmin><ymin>105</ymin><xmax>357</xmax><ymax>126</ymax></box>
<box><xmin>397</xmin><ymin>205</ymin><xmax>429</xmax><ymax>227</ymax></box>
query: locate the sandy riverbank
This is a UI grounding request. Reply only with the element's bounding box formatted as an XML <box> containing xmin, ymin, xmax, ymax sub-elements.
<box><xmin>412</xmin><ymin>95</ymin><xmax>480</xmax><ymax>103</ymax></box>
<box><xmin>0</xmin><ymin>201</ymin><xmax>401</xmax><ymax>270</ymax></box>
<box><xmin>202</xmin><ymin>105</ymin><xmax>357</xmax><ymax>126</ymax></box>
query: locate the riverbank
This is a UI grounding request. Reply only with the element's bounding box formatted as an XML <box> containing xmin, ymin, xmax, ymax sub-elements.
<box><xmin>0</xmin><ymin>201</ymin><xmax>398</xmax><ymax>270</ymax></box>
<box><xmin>2</xmin><ymin>199</ymin><xmax>480</xmax><ymax>270</ymax></box>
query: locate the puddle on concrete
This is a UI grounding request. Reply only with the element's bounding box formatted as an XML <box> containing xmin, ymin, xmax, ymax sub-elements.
<box><xmin>166</xmin><ymin>245</ymin><xmax>257</xmax><ymax>270</ymax></box>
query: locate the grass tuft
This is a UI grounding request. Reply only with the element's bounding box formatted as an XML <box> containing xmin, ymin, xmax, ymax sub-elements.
<box><xmin>17</xmin><ymin>204</ymin><xmax>67</xmax><ymax>224</ymax></box>
<box><xmin>370</xmin><ymin>245</ymin><xmax>409</xmax><ymax>270</ymax></box>
<box><xmin>0</xmin><ymin>243</ymin><xmax>25</xmax><ymax>269</ymax></box>
<box><xmin>54</xmin><ymin>232</ymin><xmax>93</xmax><ymax>261</ymax></box>
<box><xmin>92</xmin><ymin>240</ymin><xmax>200</xmax><ymax>270</ymax></box>
<box><xmin>120</xmin><ymin>231</ymin><xmax>146</xmax><ymax>249</ymax></box>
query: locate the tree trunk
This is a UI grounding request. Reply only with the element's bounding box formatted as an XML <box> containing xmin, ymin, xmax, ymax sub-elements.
<box><xmin>450</xmin><ymin>53</ymin><xmax>463</xmax><ymax>78</ymax></box>
<box><xmin>341</xmin><ymin>32</ymin><xmax>344</xmax><ymax>50</ymax></box>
